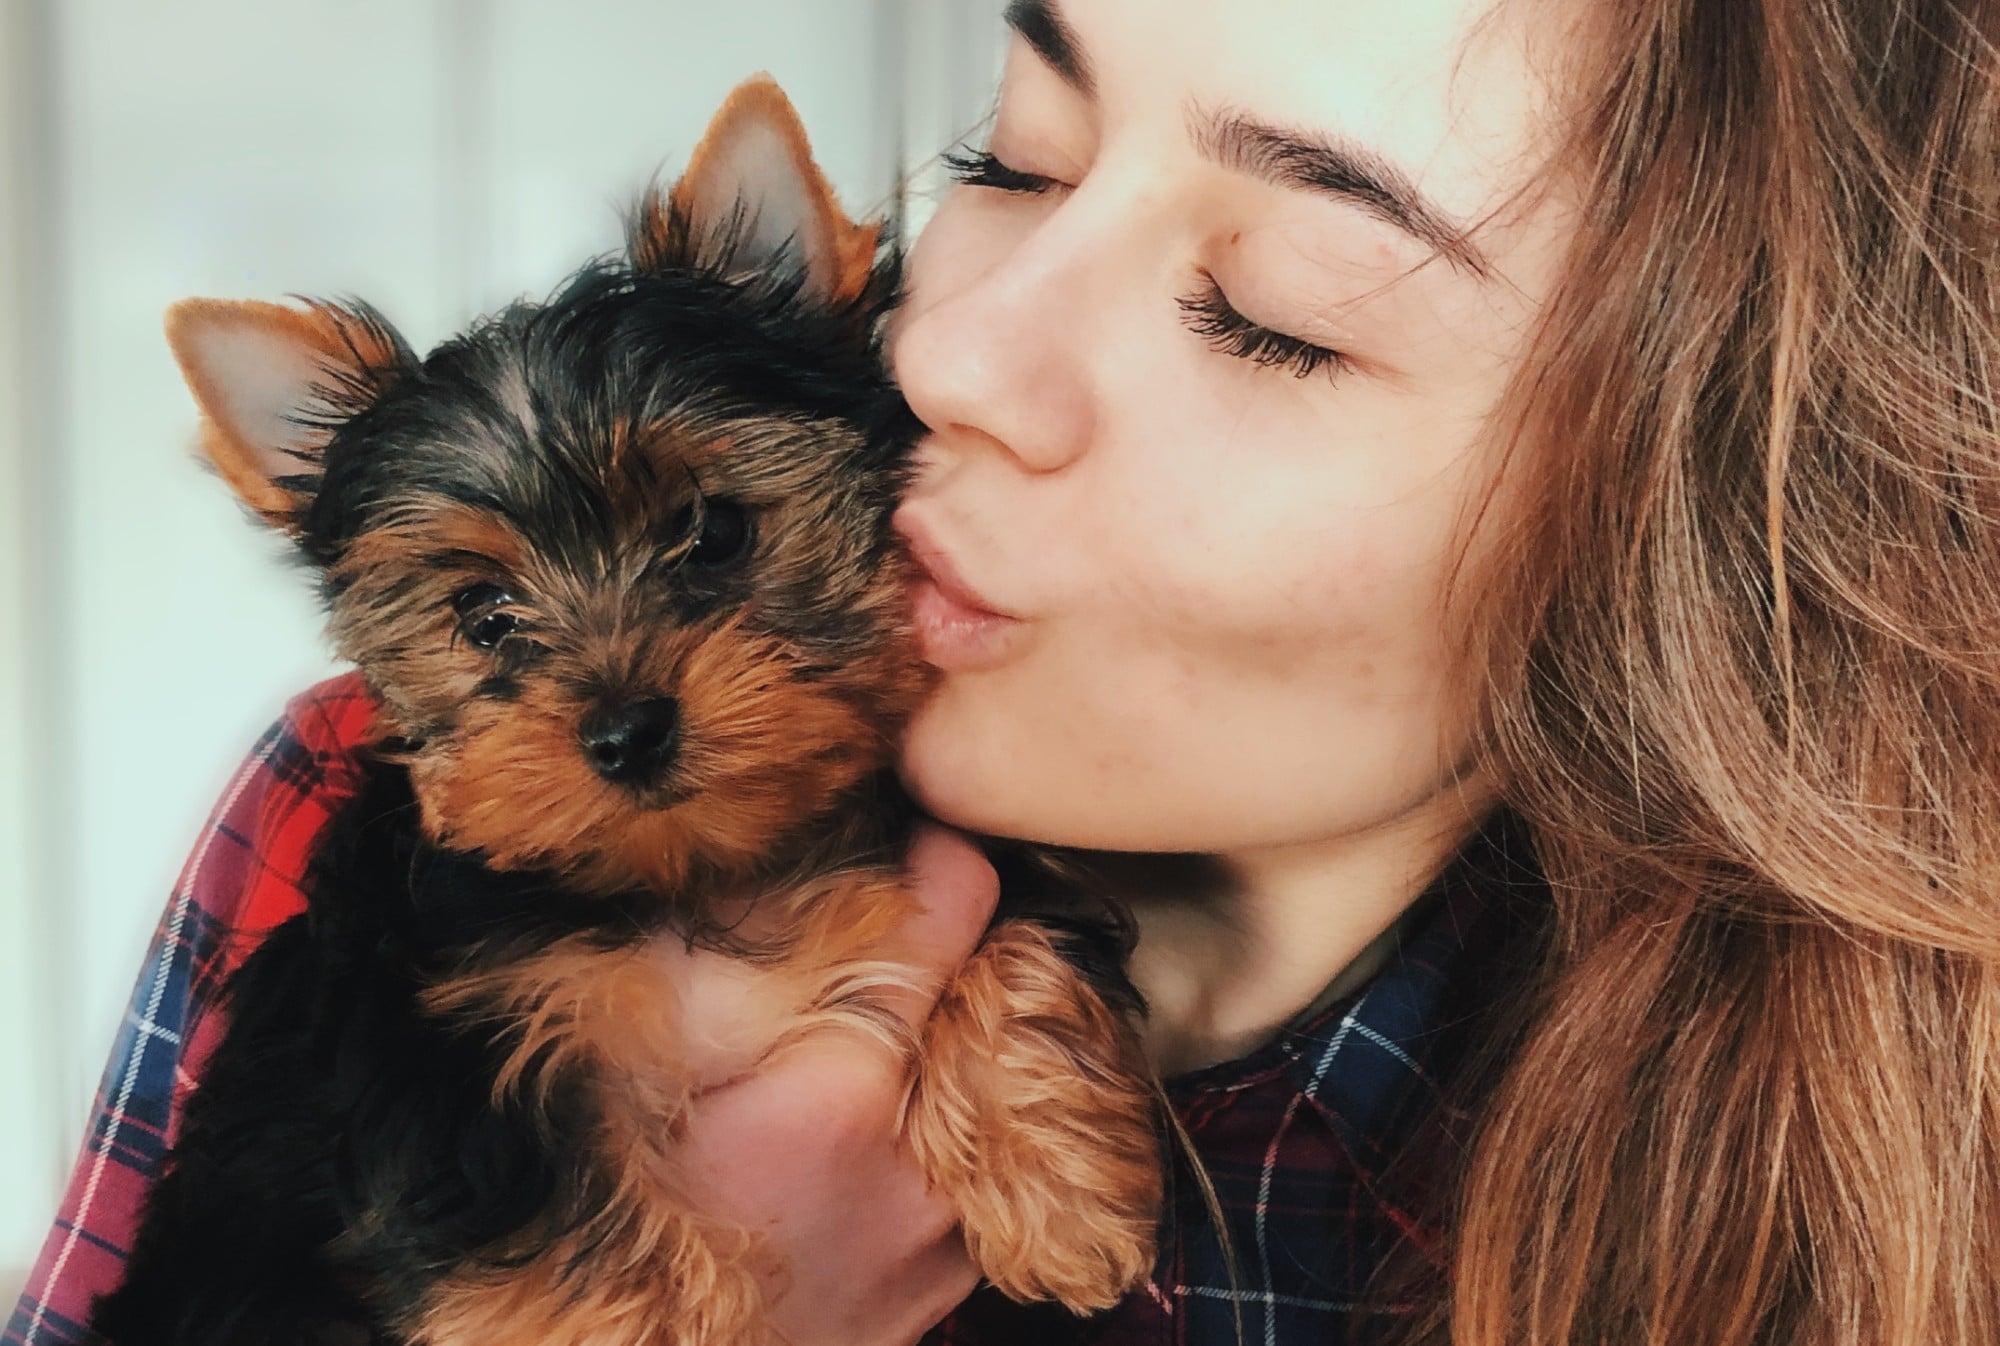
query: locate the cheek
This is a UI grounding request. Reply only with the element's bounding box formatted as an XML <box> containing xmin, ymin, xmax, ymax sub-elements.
<box><xmin>899</xmin><ymin>396</ymin><xmax>1490</xmax><ymax>849</ymax></box>
<box><xmin>1105</xmin><ymin>499</ymin><xmax>1439</xmax><ymax>732</ymax></box>
<box><xmin>890</xmin><ymin>193</ymin><xmax>1018</xmax><ymax>355</ymax></box>
<box><xmin>1088</xmin><ymin>394</ymin><xmax>1455</xmax><ymax>688</ymax></box>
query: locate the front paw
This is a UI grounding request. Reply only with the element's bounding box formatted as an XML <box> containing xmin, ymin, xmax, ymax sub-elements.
<box><xmin>903</xmin><ymin>920</ymin><xmax>1162</xmax><ymax>1312</ymax></box>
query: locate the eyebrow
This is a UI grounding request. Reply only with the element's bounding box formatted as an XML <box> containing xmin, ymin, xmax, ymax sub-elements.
<box><xmin>1002</xmin><ymin>0</ymin><xmax>1492</xmax><ymax>281</ymax></box>
<box><xmin>1002</xmin><ymin>0</ymin><xmax>1096</xmax><ymax>99</ymax></box>
<box><xmin>1190</xmin><ymin>108</ymin><xmax>1492</xmax><ymax>279</ymax></box>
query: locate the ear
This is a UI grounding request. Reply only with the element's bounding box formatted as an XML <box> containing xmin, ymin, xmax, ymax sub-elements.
<box><xmin>164</xmin><ymin>297</ymin><xmax>408</xmax><ymax>533</ymax></box>
<box><xmin>634</xmin><ymin>74</ymin><xmax>881</xmax><ymax>303</ymax></box>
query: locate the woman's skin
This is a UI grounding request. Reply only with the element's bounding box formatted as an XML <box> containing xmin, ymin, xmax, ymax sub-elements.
<box><xmin>674</xmin><ymin>1</ymin><xmax>1581</xmax><ymax>1341</ymax></box>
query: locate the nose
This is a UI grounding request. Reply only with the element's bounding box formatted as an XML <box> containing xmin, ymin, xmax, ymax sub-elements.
<box><xmin>889</xmin><ymin>213</ymin><xmax>1098</xmax><ymax>476</ymax></box>
<box><xmin>578</xmin><ymin>697</ymin><xmax>680</xmax><ymax>788</ymax></box>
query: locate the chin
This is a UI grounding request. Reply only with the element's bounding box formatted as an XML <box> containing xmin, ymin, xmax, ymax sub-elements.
<box><xmin>899</xmin><ymin>676</ymin><xmax>1216</xmax><ymax>852</ymax></box>
<box><xmin>898</xmin><ymin>693</ymin><xmax>1061</xmax><ymax>841</ymax></box>
<box><xmin>898</xmin><ymin>717</ymin><xmax>1132</xmax><ymax>852</ymax></box>
<box><xmin>898</xmin><ymin>700</ymin><xmax>1001</xmax><ymax>829</ymax></box>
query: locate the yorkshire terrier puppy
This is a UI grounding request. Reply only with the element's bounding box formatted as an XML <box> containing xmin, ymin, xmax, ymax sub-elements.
<box><xmin>90</xmin><ymin>78</ymin><xmax>1160</xmax><ymax>1346</ymax></box>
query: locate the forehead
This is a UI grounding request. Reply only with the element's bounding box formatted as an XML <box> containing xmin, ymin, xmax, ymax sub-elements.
<box><xmin>1014</xmin><ymin>0</ymin><xmax>1559</xmax><ymax>226</ymax></box>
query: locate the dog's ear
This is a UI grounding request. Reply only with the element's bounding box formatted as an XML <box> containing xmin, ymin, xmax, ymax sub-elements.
<box><xmin>164</xmin><ymin>297</ymin><xmax>409</xmax><ymax>533</ymax></box>
<box><xmin>632</xmin><ymin>74</ymin><xmax>881</xmax><ymax>304</ymax></box>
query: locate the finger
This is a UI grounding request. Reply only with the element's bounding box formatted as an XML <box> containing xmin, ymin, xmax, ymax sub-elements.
<box><xmin>899</xmin><ymin>822</ymin><xmax>1001</xmax><ymax>968</ymax></box>
<box><xmin>762</xmin><ymin>1223</ymin><xmax>980</xmax><ymax>1346</ymax></box>
<box><xmin>889</xmin><ymin>1236</ymin><xmax>984</xmax><ymax>1346</ymax></box>
<box><xmin>873</xmin><ymin>822</ymin><xmax>999</xmax><ymax>1027</ymax></box>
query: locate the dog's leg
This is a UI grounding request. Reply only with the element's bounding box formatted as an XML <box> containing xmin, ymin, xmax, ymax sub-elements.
<box><xmin>901</xmin><ymin>919</ymin><xmax>1163</xmax><ymax>1313</ymax></box>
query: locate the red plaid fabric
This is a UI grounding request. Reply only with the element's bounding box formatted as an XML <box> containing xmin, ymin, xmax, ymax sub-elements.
<box><xmin>8</xmin><ymin>674</ymin><xmax>1527</xmax><ymax>1346</ymax></box>
<box><xmin>7</xmin><ymin>673</ymin><xmax>373</xmax><ymax>1346</ymax></box>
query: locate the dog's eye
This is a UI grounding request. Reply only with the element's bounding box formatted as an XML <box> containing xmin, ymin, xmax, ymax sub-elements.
<box><xmin>452</xmin><ymin>583</ymin><xmax>520</xmax><ymax>649</ymax></box>
<box><xmin>465</xmin><ymin>610</ymin><xmax>519</xmax><ymax>648</ymax></box>
<box><xmin>674</xmin><ymin>498</ymin><xmax>754</xmax><ymax>568</ymax></box>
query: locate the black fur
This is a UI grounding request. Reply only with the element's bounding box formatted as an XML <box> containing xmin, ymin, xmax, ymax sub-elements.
<box><xmin>92</xmin><ymin>765</ymin><xmax>611</xmax><ymax>1345</ymax></box>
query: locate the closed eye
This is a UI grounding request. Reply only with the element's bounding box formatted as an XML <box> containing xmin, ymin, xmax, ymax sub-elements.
<box><xmin>944</xmin><ymin>146</ymin><xmax>1350</xmax><ymax>384</ymax></box>
<box><xmin>1176</xmin><ymin>274</ymin><xmax>1350</xmax><ymax>383</ymax></box>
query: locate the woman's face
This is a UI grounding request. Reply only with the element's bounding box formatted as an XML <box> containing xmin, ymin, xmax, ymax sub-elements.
<box><xmin>890</xmin><ymin>0</ymin><xmax>1576</xmax><ymax>853</ymax></box>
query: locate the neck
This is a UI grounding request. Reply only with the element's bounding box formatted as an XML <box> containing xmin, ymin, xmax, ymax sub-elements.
<box><xmin>1125</xmin><ymin>778</ymin><xmax>1498</xmax><ymax>1078</ymax></box>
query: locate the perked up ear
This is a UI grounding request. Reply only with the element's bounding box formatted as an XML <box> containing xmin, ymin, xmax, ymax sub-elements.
<box><xmin>633</xmin><ymin>74</ymin><xmax>882</xmax><ymax>304</ymax></box>
<box><xmin>163</xmin><ymin>297</ymin><xmax>408</xmax><ymax>533</ymax></box>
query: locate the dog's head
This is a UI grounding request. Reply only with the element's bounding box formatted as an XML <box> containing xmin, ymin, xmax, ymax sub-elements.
<box><xmin>167</xmin><ymin>78</ymin><xmax>930</xmax><ymax>896</ymax></box>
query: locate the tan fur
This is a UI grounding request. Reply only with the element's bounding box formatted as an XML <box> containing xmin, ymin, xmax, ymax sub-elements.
<box><xmin>403</xmin><ymin>619</ymin><xmax>912</xmax><ymax>895</ymax></box>
<box><xmin>903</xmin><ymin>921</ymin><xmax>1162</xmax><ymax>1311</ymax></box>
<box><xmin>335</xmin><ymin>501</ymin><xmax>534</xmax><ymax>580</ymax></box>
<box><xmin>832</xmin><ymin>220</ymin><xmax>884</xmax><ymax>305</ymax></box>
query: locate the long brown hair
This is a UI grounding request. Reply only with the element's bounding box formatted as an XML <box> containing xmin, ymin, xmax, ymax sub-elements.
<box><xmin>1367</xmin><ymin>0</ymin><xmax>2000</xmax><ymax>1342</ymax></box>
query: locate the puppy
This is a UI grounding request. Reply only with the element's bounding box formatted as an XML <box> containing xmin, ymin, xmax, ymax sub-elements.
<box><xmin>90</xmin><ymin>77</ymin><xmax>1161</xmax><ymax>1346</ymax></box>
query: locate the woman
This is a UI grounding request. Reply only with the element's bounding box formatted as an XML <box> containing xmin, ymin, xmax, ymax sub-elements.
<box><xmin>15</xmin><ymin>0</ymin><xmax>2000</xmax><ymax>1343</ymax></box>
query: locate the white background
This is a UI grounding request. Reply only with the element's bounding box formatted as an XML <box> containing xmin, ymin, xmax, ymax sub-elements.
<box><xmin>0</xmin><ymin>0</ymin><xmax>1007</xmax><ymax>1302</ymax></box>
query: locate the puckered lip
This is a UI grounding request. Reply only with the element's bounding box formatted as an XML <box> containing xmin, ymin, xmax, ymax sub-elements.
<box><xmin>890</xmin><ymin>507</ymin><xmax>1024</xmax><ymax>622</ymax></box>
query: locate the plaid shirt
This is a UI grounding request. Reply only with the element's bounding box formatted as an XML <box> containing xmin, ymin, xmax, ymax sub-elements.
<box><xmin>8</xmin><ymin>674</ymin><xmax>1533</xmax><ymax>1346</ymax></box>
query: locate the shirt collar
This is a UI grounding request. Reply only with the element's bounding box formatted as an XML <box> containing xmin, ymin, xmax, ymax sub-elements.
<box><xmin>1274</xmin><ymin>807</ymin><xmax>1545</xmax><ymax>1190</ymax></box>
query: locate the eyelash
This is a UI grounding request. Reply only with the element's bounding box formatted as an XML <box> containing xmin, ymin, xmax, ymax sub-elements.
<box><xmin>941</xmin><ymin>146</ymin><xmax>1059</xmax><ymax>195</ymax></box>
<box><xmin>941</xmin><ymin>147</ymin><xmax>1352</xmax><ymax>384</ymax></box>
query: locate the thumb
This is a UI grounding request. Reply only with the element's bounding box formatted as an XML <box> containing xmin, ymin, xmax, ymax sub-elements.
<box><xmin>876</xmin><ymin>822</ymin><xmax>999</xmax><ymax>1029</ymax></box>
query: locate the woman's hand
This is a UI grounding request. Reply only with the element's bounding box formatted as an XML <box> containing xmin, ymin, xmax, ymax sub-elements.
<box><xmin>673</xmin><ymin>823</ymin><xmax>999</xmax><ymax>1346</ymax></box>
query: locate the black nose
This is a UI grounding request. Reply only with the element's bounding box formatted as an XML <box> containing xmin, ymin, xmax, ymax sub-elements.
<box><xmin>579</xmin><ymin>697</ymin><xmax>680</xmax><ymax>787</ymax></box>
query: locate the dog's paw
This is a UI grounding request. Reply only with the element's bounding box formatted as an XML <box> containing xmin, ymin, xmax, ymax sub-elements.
<box><xmin>960</xmin><ymin>1110</ymin><xmax>1161</xmax><ymax>1312</ymax></box>
<box><xmin>903</xmin><ymin>920</ymin><xmax>1163</xmax><ymax>1313</ymax></box>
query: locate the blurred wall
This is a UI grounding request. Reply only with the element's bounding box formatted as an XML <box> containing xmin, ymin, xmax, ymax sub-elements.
<box><xmin>2</xmin><ymin>0</ymin><xmax>60</xmax><ymax>1299</ymax></box>
<box><xmin>0</xmin><ymin>0</ymin><xmax>1006</xmax><ymax>1302</ymax></box>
